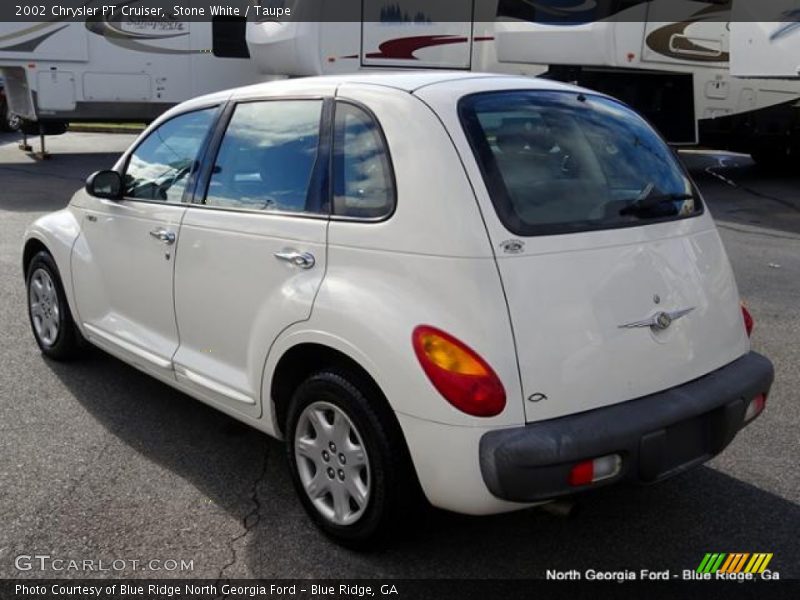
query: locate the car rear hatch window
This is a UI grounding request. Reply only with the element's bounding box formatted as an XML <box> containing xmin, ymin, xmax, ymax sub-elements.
<box><xmin>459</xmin><ymin>90</ymin><xmax>701</xmax><ymax>236</ymax></box>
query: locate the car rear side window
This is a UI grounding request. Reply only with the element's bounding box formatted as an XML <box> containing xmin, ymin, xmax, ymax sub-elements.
<box><xmin>203</xmin><ymin>100</ymin><xmax>324</xmax><ymax>214</ymax></box>
<box><xmin>331</xmin><ymin>102</ymin><xmax>395</xmax><ymax>220</ymax></box>
<box><xmin>459</xmin><ymin>91</ymin><xmax>701</xmax><ymax>236</ymax></box>
<box><xmin>123</xmin><ymin>108</ymin><xmax>216</xmax><ymax>203</ymax></box>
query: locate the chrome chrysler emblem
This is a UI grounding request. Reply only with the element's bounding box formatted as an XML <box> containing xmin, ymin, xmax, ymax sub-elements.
<box><xmin>619</xmin><ymin>307</ymin><xmax>695</xmax><ymax>332</ymax></box>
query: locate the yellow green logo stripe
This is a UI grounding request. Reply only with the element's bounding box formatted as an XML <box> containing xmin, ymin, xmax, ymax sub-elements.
<box><xmin>698</xmin><ymin>553</ymin><xmax>773</xmax><ymax>573</ymax></box>
<box><xmin>698</xmin><ymin>553</ymin><xmax>726</xmax><ymax>573</ymax></box>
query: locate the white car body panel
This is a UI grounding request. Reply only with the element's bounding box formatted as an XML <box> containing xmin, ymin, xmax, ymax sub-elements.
<box><xmin>70</xmin><ymin>198</ymin><xmax>185</xmax><ymax>378</ymax></box>
<box><xmin>23</xmin><ymin>208</ymin><xmax>83</xmax><ymax>319</ymax></box>
<box><xmin>397</xmin><ymin>412</ymin><xmax>528</xmax><ymax>515</ymax></box>
<box><xmin>173</xmin><ymin>209</ymin><xmax>328</xmax><ymax>419</ymax></box>
<box><xmin>310</xmin><ymin>248</ymin><xmax>523</xmax><ymax>427</ymax></box>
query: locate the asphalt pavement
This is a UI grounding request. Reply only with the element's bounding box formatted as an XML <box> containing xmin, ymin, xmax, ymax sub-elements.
<box><xmin>0</xmin><ymin>132</ymin><xmax>797</xmax><ymax>579</ymax></box>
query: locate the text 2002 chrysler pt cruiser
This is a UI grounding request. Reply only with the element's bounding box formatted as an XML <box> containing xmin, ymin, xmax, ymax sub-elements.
<box><xmin>23</xmin><ymin>73</ymin><xmax>774</xmax><ymax>545</ymax></box>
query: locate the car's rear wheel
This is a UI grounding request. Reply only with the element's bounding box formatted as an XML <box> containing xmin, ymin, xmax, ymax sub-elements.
<box><xmin>26</xmin><ymin>251</ymin><xmax>84</xmax><ymax>360</ymax></box>
<box><xmin>286</xmin><ymin>369</ymin><xmax>416</xmax><ymax>547</ymax></box>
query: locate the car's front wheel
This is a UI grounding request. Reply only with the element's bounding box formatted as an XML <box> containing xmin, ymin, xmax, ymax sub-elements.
<box><xmin>26</xmin><ymin>251</ymin><xmax>85</xmax><ymax>360</ymax></box>
<box><xmin>286</xmin><ymin>369</ymin><xmax>416</xmax><ymax>547</ymax></box>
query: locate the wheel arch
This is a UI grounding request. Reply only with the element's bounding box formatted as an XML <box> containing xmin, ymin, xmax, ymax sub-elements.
<box><xmin>265</xmin><ymin>334</ymin><xmax>426</xmax><ymax>509</ymax></box>
<box><xmin>22</xmin><ymin>237</ymin><xmax>50</xmax><ymax>278</ymax></box>
<box><xmin>22</xmin><ymin>209</ymin><xmax>85</xmax><ymax>328</ymax></box>
<box><xmin>267</xmin><ymin>336</ymin><xmax>391</xmax><ymax>439</ymax></box>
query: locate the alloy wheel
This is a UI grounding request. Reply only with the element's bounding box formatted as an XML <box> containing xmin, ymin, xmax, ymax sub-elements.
<box><xmin>294</xmin><ymin>401</ymin><xmax>371</xmax><ymax>526</ymax></box>
<box><xmin>29</xmin><ymin>268</ymin><xmax>60</xmax><ymax>347</ymax></box>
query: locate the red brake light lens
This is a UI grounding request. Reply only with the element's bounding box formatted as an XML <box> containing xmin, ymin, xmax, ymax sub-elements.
<box><xmin>568</xmin><ymin>461</ymin><xmax>595</xmax><ymax>487</ymax></box>
<box><xmin>568</xmin><ymin>454</ymin><xmax>622</xmax><ymax>487</ymax></box>
<box><xmin>741</xmin><ymin>303</ymin><xmax>754</xmax><ymax>337</ymax></box>
<box><xmin>412</xmin><ymin>325</ymin><xmax>506</xmax><ymax>417</ymax></box>
<box><xmin>744</xmin><ymin>393</ymin><xmax>767</xmax><ymax>422</ymax></box>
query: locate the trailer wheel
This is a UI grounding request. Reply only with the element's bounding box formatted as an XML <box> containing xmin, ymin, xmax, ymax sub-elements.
<box><xmin>7</xmin><ymin>113</ymin><xmax>21</xmax><ymax>132</ymax></box>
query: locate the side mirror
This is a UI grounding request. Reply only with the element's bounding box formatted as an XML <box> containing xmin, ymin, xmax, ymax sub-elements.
<box><xmin>85</xmin><ymin>170</ymin><xmax>123</xmax><ymax>200</ymax></box>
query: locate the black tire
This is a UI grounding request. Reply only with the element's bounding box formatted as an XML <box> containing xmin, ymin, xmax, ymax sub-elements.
<box><xmin>26</xmin><ymin>251</ymin><xmax>85</xmax><ymax>361</ymax></box>
<box><xmin>286</xmin><ymin>368</ymin><xmax>419</xmax><ymax>548</ymax></box>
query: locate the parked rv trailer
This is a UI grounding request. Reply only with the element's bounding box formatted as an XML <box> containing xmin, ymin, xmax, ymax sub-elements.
<box><xmin>246</xmin><ymin>0</ymin><xmax>800</xmax><ymax>165</ymax></box>
<box><xmin>730</xmin><ymin>0</ymin><xmax>800</xmax><ymax>79</ymax></box>
<box><xmin>731</xmin><ymin>21</ymin><xmax>800</xmax><ymax>79</ymax></box>
<box><xmin>0</xmin><ymin>16</ymin><xmax>266</xmax><ymax>135</ymax></box>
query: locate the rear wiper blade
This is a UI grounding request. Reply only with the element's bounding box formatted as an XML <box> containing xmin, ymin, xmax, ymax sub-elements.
<box><xmin>619</xmin><ymin>192</ymin><xmax>696</xmax><ymax>216</ymax></box>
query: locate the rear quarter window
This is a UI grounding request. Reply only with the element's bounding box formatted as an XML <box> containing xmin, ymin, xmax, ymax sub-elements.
<box><xmin>332</xmin><ymin>102</ymin><xmax>395</xmax><ymax>220</ymax></box>
<box><xmin>459</xmin><ymin>90</ymin><xmax>702</xmax><ymax>236</ymax></box>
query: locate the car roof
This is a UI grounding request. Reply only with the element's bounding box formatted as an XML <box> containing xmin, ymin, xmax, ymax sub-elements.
<box><xmin>221</xmin><ymin>71</ymin><xmax>581</xmax><ymax>99</ymax></box>
<box><xmin>172</xmin><ymin>71</ymin><xmax>592</xmax><ymax>120</ymax></box>
<box><xmin>242</xmin><ymin>71</ymin><xmax>503</xmax><ymax>93</ymax></box>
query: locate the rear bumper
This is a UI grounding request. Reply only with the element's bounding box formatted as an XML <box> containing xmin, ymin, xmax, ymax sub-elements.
<box><xmin>479</xmin><ymin>352</ymin><xmax>774</xmax><ymax>502</ymax></box>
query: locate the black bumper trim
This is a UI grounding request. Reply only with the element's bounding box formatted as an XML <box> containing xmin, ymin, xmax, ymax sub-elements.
<box><xmin>480</xmin><ymin>352</ymin><xmax>774</xmax><ymax>502</ymax></box>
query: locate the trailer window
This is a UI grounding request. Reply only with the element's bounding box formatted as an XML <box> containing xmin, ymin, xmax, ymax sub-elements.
<box><xmin>459</xmin><ymin>90</ymin><xmax>701</xmax><ymax>236</ymax></box>
<box><xmin>497</xmin><ymin>0</ymin><xmax>647</xmax><ymax>23</ymax></box>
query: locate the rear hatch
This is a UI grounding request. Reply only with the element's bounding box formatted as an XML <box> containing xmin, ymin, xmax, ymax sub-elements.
<box><xmin>457</xmin><ymin>89</ymin><xmax>749</xmax><ymax>422</ymax></box>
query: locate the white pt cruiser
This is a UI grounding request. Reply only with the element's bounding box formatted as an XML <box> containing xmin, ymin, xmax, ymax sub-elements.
<box><xmin>23</xmin><ymin>73</ymin><xmax>774</xmax><ymax>545</ymax></box>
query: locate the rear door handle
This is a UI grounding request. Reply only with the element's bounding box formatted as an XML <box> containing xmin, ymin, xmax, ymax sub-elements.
<box><xmin>274</xmin><ymin>250</ymin><xmax>315</xmax><ymax>269</ymax></box>
<box><xmin>149</xmin><ymin>228</ymin><xmax>176</xmax><ymax>245</ymax></box>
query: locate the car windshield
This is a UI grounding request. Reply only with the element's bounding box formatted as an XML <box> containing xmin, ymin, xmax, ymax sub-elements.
<box><xmin>459</xmin><ymin>90</ymin><xmax>700</xmax><ymax>236</ymax></box>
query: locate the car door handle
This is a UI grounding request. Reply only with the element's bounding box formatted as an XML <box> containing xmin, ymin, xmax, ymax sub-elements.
<box><xmin>149</xmin><ymin>228</ymin><xmax>176</xmax><ymax>245</ymax></box>
<box><xmin>274</xmin><ymin>250</ymin><xmax>316</xmax><ymax>269</ymax></box>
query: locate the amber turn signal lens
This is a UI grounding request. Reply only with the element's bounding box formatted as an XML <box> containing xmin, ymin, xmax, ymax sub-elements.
<box><xmin>412</xmin><ymin>326</ymin><xmax>506</xmax><ymax>417</ymax></box>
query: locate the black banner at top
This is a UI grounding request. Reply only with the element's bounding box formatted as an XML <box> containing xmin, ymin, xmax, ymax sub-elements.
<box><xmin>0</xmin><ymin>1</ymin><xmax>799</xmax><ymax>23</ymax></box>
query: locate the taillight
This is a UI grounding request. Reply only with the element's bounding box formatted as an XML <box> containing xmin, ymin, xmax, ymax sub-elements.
<box><xmin>412</xmin><ymin>325</ymin><xmax>506</xmax><ymax>417</ymax></box>
<box><xmin>744</xmin><ymin>393</ymin><xmax>767</xmax><ymax>422</ymax></box>
<box><xmin>741</xmin><ymin>302</ymin><xmax>754</xmax><ymax>337</ymax></box>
